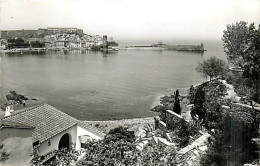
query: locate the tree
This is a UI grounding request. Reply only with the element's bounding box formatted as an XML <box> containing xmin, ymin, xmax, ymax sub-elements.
<box><xmin>204</xmin><ymin>101</ymin><xmax>223</xmax><ymax>130</ymax></box>
<box><xmin>222</xmin><ymin>21</ymin><xmax>251</xmax><ymax>67</ymax></box>
<box><xmin>191</xmin><ymin>80</ymin><xmax>227</xmax><ymax>129</ymax></box>
<box><xmin>105</xmin><ymin>126</ymin><xmax>135</xmax><ymax>143</ymax></box>
<box><xmin>173</xmin><ymin>89</ymin><xmax>182</xmax><ymax>114</ymax></box>
<box><xmin>190</xmin><ymin>85</ymin><xmax>206</xmax><ymax>124</ymax></box>
<box><xmin>188</xmin><ymin>85</ymin><xmax>195</xmax><ymax>104</ymax></box>
<box><xmin>177</xmin><ymin>119</ymin><xmax>191</xmax><ymax>147</ymax></box>
<box><xmin>241</xmin><ymin>23</ymin><xmax>260</xmax><ymax>81</ymax></box>
<box><xmin>201</xmin><ymin>109</ymin><xmax>260</xmax><ymax>165</ymax></box>
<box><xmin>30</xmin><ymin>41</ymin><xmax>44</xmax><ymax>48</ymax></box>
<box><xmin>173</xmin><ymin>98</ymin><xmax>181</xmax><ymax>114</ymax></box>
<box><xmin>7</xmin><ymin>38</ymin><xmax>30</xmax><ymax>49</ymax></box>
<box><xmin>196</xmin><ymin>56</ymin><xmax>228</xmax><ymax>81</ymax></box>
<box><xmin>222</xmin><ymin>21</ymin><xmax>260</xmax><ymax>102</ymax></box>
<box><xmin>174</xmin><ymin>89</ymin><xmax>179</xmax><ymax>100</ymax></box>
<box><xmin>140</xmin><ymin>144</ymin><xmax>175</xmax><ymax>165</ymax></box>
<box><xmin>227</xmin><ymin>106</ymin><xmax>260</xmax><ymax>164</ymax></box>
<box><xmin>200</xmin><ymin>130</ymin><xmax>227</xmax><ymax>166</ymax></box>
<box><xmin>222</xmin><ymin>21</ymin><xmax>260</xmax><ymax>69</ymax></box>
<box><xmin>198</xmin><ymin>79</ymin><xmax>259</xmax><ymax>165</ymax></box>
<box><xmin>205</xmin><ymin>80</ymin><xmax>227</xmax><ymax>102</ymax></box>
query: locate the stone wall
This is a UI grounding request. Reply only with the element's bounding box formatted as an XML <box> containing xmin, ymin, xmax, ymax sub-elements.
<box><xmin>165</xmin><ymin>110</ymin><xmax>186</xmax><ymax>130</ymax></box>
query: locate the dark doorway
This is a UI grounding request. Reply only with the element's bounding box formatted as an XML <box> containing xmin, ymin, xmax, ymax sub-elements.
<box><xmin>58</xmin><ymin>133</ymin><xmax>70</xmax><ymax>150</ymax></box>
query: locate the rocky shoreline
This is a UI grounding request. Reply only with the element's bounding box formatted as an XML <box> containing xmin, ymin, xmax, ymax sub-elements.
<box><xmin>82</xmin><ymin>88</ymin><xmax>191</xmax><ymax>134</ymax></box>
<box><xmin>82</xmin><ymin>116</ymin><xmax>156</xmax><ymax>134</ymax></box>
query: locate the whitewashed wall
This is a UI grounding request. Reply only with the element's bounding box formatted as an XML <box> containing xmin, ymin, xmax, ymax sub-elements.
<box><xmin>76</xmin><ymin>126</ymin><xmax>102</xmax><ymax>150</ymax></box>
<box><xmin>37</xmin><ymin>125</ymin><xmax>77</xmax><ymax>156</ymax></box>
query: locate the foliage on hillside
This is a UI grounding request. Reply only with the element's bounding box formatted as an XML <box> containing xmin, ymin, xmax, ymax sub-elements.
<box><xmin>108</xmin><ymin>41</ymin><xmax>118</xmax><ymax>46</ymax></box>
<box><xmin>90</xmin><ymin>45</ymin><xmax>102</xmax><ymax>51</ymax></box>
<box><xmin>173</xmin><ymin>90</ymin><xmax>182</xmax><ymax>114</ymax></box>
<box><xmin>31</xmin><ymin>144</ymin><xmax>79</xmax><ymax>166</ymax></box>
<box><xmin>196</xmin><ymin>56</ymin><xmax>228</xmax><ymax>81</ymax></box>
<box><xmin>167</xmin><ymin>119</ymin><xmax>199</xmax><ymax>148</ymax></box>
<box><xmin>188</xmin><ymin>78</ymin><xmax>259</xmax><ymax>165</ymax></box>
<box><xmin>189</xmin><ymin>80</ymin><xmax>227</xmax><ymax>129</ymax></box>
<box><xmin>78</xmin><ymin>127</ymin><xmax>178</xmax><ymax>165</ymax></box>
<box><xmin>30</xmin><ymin>41</ymin><xmax>45</xmax><ymax>48</ymax></box>
<box><xmin>7</xmin><ymin>38</ymin><xmax>30</xmax><ymax>49</ymax></box>
<box><xmin>150</xmin><ymin>90</ymin><xmax>183</xmax><ymax>117</ymax></box>
<box><xmin>222</xmin><ymin>21</ymin><xmax>260</xmax><ymax>102</ymax></box>
<box><xmin>200</xmin><ymin>107</ymin><xmax>259</xmax><ymax>165</ymax></box>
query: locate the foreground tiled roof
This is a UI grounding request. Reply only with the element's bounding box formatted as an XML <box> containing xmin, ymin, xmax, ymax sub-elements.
<box><xmin>77</xmin><ymin>121</ymin><xmax>105</xmax><ymax>138</ymax></box>
<box><xmin>1</xmin><ymin>104</ymin><xmax>105</xmax><ymax>143</ymax></box>
<box><xmin>1</xmin><ymin>104</ymin><xmax>79</xmax><ymax>143</ymax></box>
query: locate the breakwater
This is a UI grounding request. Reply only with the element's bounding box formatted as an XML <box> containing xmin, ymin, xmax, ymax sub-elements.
<box><xmin>123</xmin><ymin>42</ymin><xmax>205</xmax><ymax>52</ymax></box>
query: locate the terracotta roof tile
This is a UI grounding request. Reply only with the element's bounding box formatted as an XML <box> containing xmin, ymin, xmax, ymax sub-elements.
<box><xmin>77</xmin><ymin>121</ymin><xmax>105</xmax><ymax>138</ymax></box>
<box><xmin>1</xmin><ymin>104</ymin><xmax>105</xmax><ymax>143</ymax></box>
<box><xmin>1</xmin><ymin>104</ymin><xmax>77</xmax><ymax>143</ymax></box>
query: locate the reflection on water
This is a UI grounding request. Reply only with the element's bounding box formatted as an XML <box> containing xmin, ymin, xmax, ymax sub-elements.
<box><xmin>0</xmin><ymin>41</ymin><xmax>225</xmax><ymax>120</ymax></box>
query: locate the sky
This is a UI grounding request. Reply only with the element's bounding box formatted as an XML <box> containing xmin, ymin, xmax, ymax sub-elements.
<box><xmin>0</xmin><ymin>0</ymin><xmax>259</xmax><ymax>40</ymax></box>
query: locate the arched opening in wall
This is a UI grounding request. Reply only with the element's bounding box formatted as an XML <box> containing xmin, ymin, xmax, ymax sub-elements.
<box><xmin>58</xmin><ymin>133</ymin><xmax>71</xmax><ymax>150</ymax></box>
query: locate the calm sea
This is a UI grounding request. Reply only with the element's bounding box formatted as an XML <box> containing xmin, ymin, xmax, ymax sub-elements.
<box><xmin>0</xmin><ymin>40</ymin><xmax>226</xmax><ymax>120</ymax></box>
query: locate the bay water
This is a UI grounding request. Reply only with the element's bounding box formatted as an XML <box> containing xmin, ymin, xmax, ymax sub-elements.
<box><xmin>0</xmin><ymin>40</ymin><xmax>226</xmax><ymax>120</ymax></box>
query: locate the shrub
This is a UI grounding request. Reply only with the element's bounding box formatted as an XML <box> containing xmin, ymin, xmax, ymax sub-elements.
<box><xmin>196</xmin><ymin>56</ymin><xmax>228</xmax><ymax>81</ymax></box>
<box><xmin>105</xmin><ymin>126</ymin><xmax>135</xmax><ymax>143</ymax></box>
<box><xmin>0</xmin><ymin>150</ymin><xmax>10</xmax><ymax>162</ymax></box>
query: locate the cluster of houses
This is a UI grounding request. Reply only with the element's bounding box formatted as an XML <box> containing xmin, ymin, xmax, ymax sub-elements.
<box><xmin>41</xmin><ymin>33</ymin><xmax>104</xmax><ymax>49</ymax></box>
<box><xmin>0</xmin><ymin>27</ymin><xmax>118</xmax><ymax>50</ymax></box>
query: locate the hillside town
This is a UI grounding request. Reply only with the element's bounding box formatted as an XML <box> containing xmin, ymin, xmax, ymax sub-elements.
<box><xmin>0</xmin><ymin>28</ymin><xmax>119</xmax><ymax>51</ymax></box>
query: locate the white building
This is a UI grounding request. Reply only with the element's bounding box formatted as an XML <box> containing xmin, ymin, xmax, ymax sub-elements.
<box><xmin>1</xmin><ymin>104</ymin><xmax>104</xmax><ymax>164</ymax></box>
<box><xmin>85</xmin><ymin>40</ymin><xmax>95</xmax><ymax>48</ymax></box>
<box><xmin>68</xmin><ymin>41</ymin><xmax>81</xmax><ymax>48</ymax></box>
<box><xmin>0</xmin><ymin>39</ymin><xmax>7</xmax><ymax>50</ymax></box>
<box><xmin>95</xmin><ymin>40</ymin><xmax>103</xmax><ymax>46</ymax></box>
